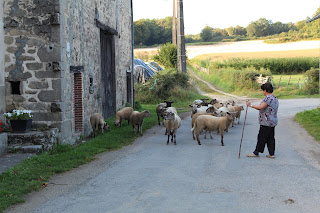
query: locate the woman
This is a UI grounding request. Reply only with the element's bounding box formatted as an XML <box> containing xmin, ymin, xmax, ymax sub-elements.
<box><xmin>246</xmin><ymin>82</ymin><xmax>279</xmax><ymax>158</ymax></box>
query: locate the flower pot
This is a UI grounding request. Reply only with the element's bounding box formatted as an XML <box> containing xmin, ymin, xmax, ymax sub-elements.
<box><xmin>10</xmin><ymin>119</ymin><xmax>32</xmax><ymax>133</ymax></box>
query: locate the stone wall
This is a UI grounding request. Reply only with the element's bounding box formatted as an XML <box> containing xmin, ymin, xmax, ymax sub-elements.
<box><xmin>0</xmin><ymin>0</ymin><xmax>6</xmax><ymax>123</ymax></box>
<box><xmin>59</xmin><ymin>0</ymin><xmax>133</xmax><ymax>142</ymax></box>
<box><xmin>3</xmin><ymin>0</ymin><xmax>62</xmax><ymax>130</ymax></box>
<box><xmin>3</xmin><ymin>0</ymin><xmax>133</xmax><ymax>144</ymax></box>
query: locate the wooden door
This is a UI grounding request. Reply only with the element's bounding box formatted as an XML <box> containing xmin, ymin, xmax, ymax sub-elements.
<box><xmin>100</xmin><ymin>30</ymin><xmax>115</xmax><ymax>118</ymax></box>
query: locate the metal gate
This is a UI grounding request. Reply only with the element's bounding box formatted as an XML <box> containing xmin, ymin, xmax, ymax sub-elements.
<box><xmin>100</xmin><ymin>30</ymin><xmax>116</xmax><ymax>118</ymax></box>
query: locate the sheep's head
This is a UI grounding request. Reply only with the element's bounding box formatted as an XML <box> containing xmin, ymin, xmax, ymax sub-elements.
<box><xmin>143</xmin><ymin>110</ymin><xmax>152</xmax><ymax>117</ymax></box>
<box><xmin>114</xmin><ymin>120</ymin><xmax>120</xmax><ymax>127</ymax></box>
<box><xmin>104</xmin><ymin>122</ymin><xmax>110</xmax><ymax>131</ymax></box>
<box><xmin>209</xmin><ymin>99</ymin><xmax>218</xmax><ymax>105</ymax></box>
<box><xmin>163</xmin><ymin>111</ymin><xmax>175</xmax><ymax>120</ymax></box>
<box><xmin>226</xmin><ymin>112</ymin><xmax>236</xmax><ymax>120</ymax></box>
<box><xmin>189</xmin><ymin>104</ymin><xmax>198</xmax><ymax>114</ymax></box>
<box><xmin>206</xmin><ymin>106</ymin><xmax>217</xmax><ymax>113</ymax></box>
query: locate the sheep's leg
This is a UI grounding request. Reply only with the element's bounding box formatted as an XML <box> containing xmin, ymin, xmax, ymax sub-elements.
<box><xmin>166</xmin><ymin>131</ymin><xmax>170</xmax><ymax>145</ymax></box>
<box><xmin>173</xmin><ymin>129</ymin><xmax>177</xmax><ymax>145</ymax></box>
<box><xmin>209</xmin><ymin>131</ymin><xmax>213</xmax><ymax>139</ymax></box>
<box><xmin>158</xmin><ymin>115</ymin><xmax>160</xmax><ymax>125</ymax></box>
<box><xmin>220</xmin><ymin>131</ymin><xmax>224</xmax><ymax>146</ymax></box>
<box><xmin>192</xmin><ymin>128</ymin><xmax>195</xmax><ymax>140</ymax></box>
<box><xmin>101</xmin><ymin>126</ymin><xmax>104</xmax><ymax>135</ymax></box>
<box><xmin>92</xmin><ymin>128</ymin><xmax>96</xmax><ymax>138</ymax></box>
<box><xmin>139</xmin><ymin>123</ymin><xmax>143</xmax><ymax>136</ymax></box>
<box><xmin>170</xmin><ymin>131</ymin><xmax>174</xmax><ymax>143</ymax></box>
<box><xmin>204</xmin><ymin>130</ymin><xmax>207</xmax><ymax>139</ymax></box>
<box><xmin>196</xmin><ymin>130</ymin><xmax>201</xmax><ymax>145</ymax></box>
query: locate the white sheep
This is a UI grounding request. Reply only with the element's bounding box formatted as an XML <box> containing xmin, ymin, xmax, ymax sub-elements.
<box><xmin>90</xmin><ymin>113</ymin><xmax>110</xmax><ymax>137</ymax></box>
<box><xmin>129</xmin><ymin>110</ymin><xmax>152</xmax><ymax>135</ymax></box>
<box><xmin>189</xmin><ymin>104</ymin><xmax>217</xmax><ymax>118</ymax></box>
<box><xmin>114</xmin><ymin>107</ymin><xmax>134</xmax><ymax>127</ymax></box>
<box><xmin>192</xmin><ymin>100</ymin><xmax>203</xmax><ymax>106</ymax></box>
<box><xmin>163</xmin><ymin>107</ymin><xmax>181</xmax><ymax>145</ymax></box>
<box><xmin>192</xmin><ymin>112</ymin><xmax>234</xmax><ymax>146</ymax></box>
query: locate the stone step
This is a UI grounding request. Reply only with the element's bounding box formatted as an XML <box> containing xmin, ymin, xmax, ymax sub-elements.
<box><xmin>7</xmin><ymin>128</ymin><xmax>60</xmax><ymax>151</ymax></box>
<box><xmin>9</xmin><ymin>145</ymin><xmax>43</xmax><ymax>154</ymax></box>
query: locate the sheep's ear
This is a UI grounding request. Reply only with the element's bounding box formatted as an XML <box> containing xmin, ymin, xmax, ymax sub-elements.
<box><xmin>189</xmin><ymin>105</ymin><xmax>192</xmax><ymax>107</ymax></box>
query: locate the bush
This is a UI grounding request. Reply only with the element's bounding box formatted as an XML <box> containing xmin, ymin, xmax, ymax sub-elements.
<box><xmin>198</xmin><ymin>57</ymin><xmax>319</xmax><ymax>74</ymax></box>
<box><xmin>303</xmin><ymin>68</ymin><xmax>319</xmax><ymax>94</ymax></box>
<box><xmin>135</xmin><ymin>70</ymin><xmax>197</xmax><ymax>104</ymax></box>
<box><xmin>153</xmin><ymin>43</ymin><xmax>177</xmax><ymax>69</ymax></box>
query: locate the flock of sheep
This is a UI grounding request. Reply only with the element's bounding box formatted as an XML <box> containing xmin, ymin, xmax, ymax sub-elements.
<box><xmin>90</xmin><ymin>98</ymin><xmax>244</xmax><ymax>146</ymax></box>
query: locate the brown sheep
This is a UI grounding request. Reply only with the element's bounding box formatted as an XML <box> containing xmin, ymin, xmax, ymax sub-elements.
<box><xmin>90</xmin><ymin>113</ymin><xmax>110</xmax><ymax>137</ymax></box>
<box><xmin>129</xmin><ymin>110</ymin><xmax>152</xmax><ymax>135</ymax></box>
<box><xmin>114</xmin><ymin>107</ymin><xmax>134</xmax><ymax>127</ymax></box>
<box><xmin>192</xmin><ymin>112</ymin><xmax>233</xmax><ymax>146</ymax></box>
<box><xmin>191</xmin><ymin>112</ymin><xmax>218</xmax><ymax>140</ymax></box>
<box><xmin>156</xmin><ymin>103</ymin><xmax>167</xmax><ymax>125</ymax></box>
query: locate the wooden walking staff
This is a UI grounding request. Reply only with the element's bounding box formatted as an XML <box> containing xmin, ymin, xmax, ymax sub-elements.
<box><xmin>238</xmin><ymin>104</ymin><xmax>249</xmax><ymax>158</ymax></box>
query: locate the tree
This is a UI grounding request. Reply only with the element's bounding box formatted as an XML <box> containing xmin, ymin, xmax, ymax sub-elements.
<box><xmin>246</xmin><ymin>18</ymin><xmax>272</xmax><ymax>37</ymax></box>
<box><xmin>226</xmin><ymin>27</ymin><xmax>236</xmax><ymax>36</ymax></box>
<box><xmin>200</xmin><ymin>26</ymin><xmax>213</xmax><ymax>41</ymax></box>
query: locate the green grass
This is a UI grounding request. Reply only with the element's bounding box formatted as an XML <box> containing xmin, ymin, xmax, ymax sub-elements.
<box><xmin>295</xmin><ymin>108</ymin><xmax>320</xmax><ymax>142</ymax></box>
<box><xmin>186</xmin><ymin>42</ymin><xmax>220</xmax><ymax>46</ymax></box>
<box><xmin>189</xmin><ymin>65</ymin><xmax>320</xmax><ymax>99</ymax></box>
<box><xmin>0</xmin><ymin>99</ymin><xmax>201</xmax><ymax>212</ymax></box>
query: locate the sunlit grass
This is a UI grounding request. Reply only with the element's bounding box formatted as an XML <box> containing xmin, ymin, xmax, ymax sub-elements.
<box><xmin>295</xmin><ymin>108</ymin><xmax>320</xmax><ymax>142</ymax></box>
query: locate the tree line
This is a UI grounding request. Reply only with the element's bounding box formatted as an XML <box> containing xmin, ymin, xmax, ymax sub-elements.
<box><xmin>134</xmin><ymin>7</ymin><xmax>320</xmax><ymax>46</ymax></box>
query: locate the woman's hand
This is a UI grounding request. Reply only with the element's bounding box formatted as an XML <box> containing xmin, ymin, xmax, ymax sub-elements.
<box><xmin>246</xmin><ymin>100</ymin><xmax>251</xmax><ymax>107</ymax></box>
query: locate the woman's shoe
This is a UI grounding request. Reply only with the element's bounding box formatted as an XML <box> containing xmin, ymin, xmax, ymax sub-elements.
<box><xmin>246</xmin><ymin>153</ymin><xmax>259</xmax><ymax>157</ymax></box>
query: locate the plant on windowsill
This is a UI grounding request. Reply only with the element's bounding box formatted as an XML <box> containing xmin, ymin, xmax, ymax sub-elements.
<box><xmin>4</xmin><ymin>110</ymin><xmax>33</xmax><ymax>133</ymax></box>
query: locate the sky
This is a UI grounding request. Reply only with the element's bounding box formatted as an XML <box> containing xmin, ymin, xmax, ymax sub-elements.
<box><xmin>132</xmin><ymin>0</ymin><xmax>320</xmax><ymax>35</ymax></box>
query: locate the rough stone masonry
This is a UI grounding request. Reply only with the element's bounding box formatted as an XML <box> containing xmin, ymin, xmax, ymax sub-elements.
<box><xmin>2</xmin><ymin>0</ymin><xmax>134</xmax><ymax>144</ymax></box>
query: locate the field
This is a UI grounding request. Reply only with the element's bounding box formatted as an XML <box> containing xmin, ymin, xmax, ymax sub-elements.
<box><xmin>195</xmin><ymin>49</ymin><xmax>319</xmax><ymax>61</ymax></box>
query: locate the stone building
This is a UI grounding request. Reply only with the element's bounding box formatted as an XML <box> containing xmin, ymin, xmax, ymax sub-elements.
<box><xmin>1</xmin><ymin>0</ymin><xmax>134</xmax><ymax>144</ymax></box>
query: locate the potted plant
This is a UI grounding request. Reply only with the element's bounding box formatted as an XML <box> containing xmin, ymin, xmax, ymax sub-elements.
<box><xmin>4</xmin><ymin>110</ymin><xmax>33</xmax><ymax>133</ymax></box>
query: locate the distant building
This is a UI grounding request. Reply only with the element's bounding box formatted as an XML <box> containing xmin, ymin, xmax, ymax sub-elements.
<box><xmin>0</xmin><ymin>0</ymin><xmax>134</xmax><ymax>144</ymax></box>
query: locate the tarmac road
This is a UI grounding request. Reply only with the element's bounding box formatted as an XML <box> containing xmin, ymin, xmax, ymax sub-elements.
<box><xmin>6</xmin><ymin>98</ymin><xmax>320</xmax><ymax>213</ymax></box>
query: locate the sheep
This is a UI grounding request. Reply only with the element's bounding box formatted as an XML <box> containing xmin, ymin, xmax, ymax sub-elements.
<box><xmin>193</xmin><ymin>99</ymin><xmax>216</xmax><ymax>107</ymax></box>
<box><xmin>189</xmin><ymin>104</ymin><xmax>217</xmax><ymax>118</ymax></box>
<box><xmin>156</xmin><ymin>103</ymin><xmax>167</xmax><ymax>125</ymax></box>
<box><xmin>163</xmin><ymin>107</ymin><xmax>181</xmax><ymax>145</ymax></box>
<box><xmin>129</xmin><ymin>110</ymin><xmax>152</xmax><ymax>136</ymax></box>
<box><xmin>209</xmin><ymin>99</ymin><xmax>218</xmax><ymax>105</ymax></box>
<box><xmin>216</xmin><ymin>106</ymin><xmax>229</xmax><ymax>117</ymax></box>
<box><xmin>192</xmin><ymin>112</ymin><xmax>234</xmax><ymax>146</ymax></box>
<box><xmin>114</xmin><ymin>107</ymin><xmax>134</xmax><ymax>127</ymax></box>
<box><xmin>192</xmin><ymin>100</ymin><xmax>203</xmax><ymax>107</ymax></box>
<box><xmin>191</xmin><ymin>112</ymin><xmax>218</xmax><ymax>140</ymax></box>
<box><xmin>90</xmin><ymin>113</ymin><xmax>110</xmax><ymax>137</ymax></box>
<box><xmin>214</xmin><ymin>102</ymin><xmax>224</xmax><ymax>109</ymax></box>
<box><xmin>228</xmin><ymin>105</ymin><xmax>244</xmax><ymax>124</ymax></box>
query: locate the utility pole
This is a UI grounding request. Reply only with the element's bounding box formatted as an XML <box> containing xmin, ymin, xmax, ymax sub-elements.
<box><xmin>176</xmin><ymin>0</ymin><xmax>186</xmax><ymax>73</ymax></box>
<box><xmin>172</xmin><ymin>0</ymin><xmax>176</xmax><ymax>45</ymax></box>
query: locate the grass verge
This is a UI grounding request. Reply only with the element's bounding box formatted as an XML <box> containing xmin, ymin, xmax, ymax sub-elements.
<box><xmin>295</xmin><ymin>108</ymin><xmax>320</xmax><ymax>142</ymax></box>
<box><xmin>0</xmin><ymin>100</ymin><xmax>199</xmax><ymax>212</ymax></box>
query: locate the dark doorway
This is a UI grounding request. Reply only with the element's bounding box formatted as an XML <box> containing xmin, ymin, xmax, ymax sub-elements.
<box><xmin>100</xmin><ymin>30</ymin><xmax>116</xmax><ymax>118</ymax></box>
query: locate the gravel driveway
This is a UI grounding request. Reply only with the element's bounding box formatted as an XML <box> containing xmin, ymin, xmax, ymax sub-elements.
<box><xmin>6</xmin><ymin>98</ymin><xmax>320</xmax><ymax>213</ymax></box>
